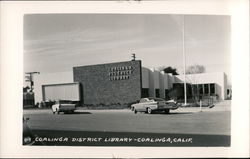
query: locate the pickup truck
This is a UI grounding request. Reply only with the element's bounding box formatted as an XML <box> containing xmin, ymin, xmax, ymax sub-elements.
<box><xmin>52</xmin><ymin>100</ymin><xmax>76</xmax><ymax>114</ymax></box>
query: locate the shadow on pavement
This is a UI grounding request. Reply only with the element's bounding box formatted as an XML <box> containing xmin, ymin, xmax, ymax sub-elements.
<box><xmin>168</xmin><ymin>112</ymin><xmax>194</xmax><ymax>115</ymax></box>
<box><xmin>148</xmin><ymin>111</ymin><xmax>194</xmax><ymax>115</ymax></box>
<box><xmin>63</xmin><ymin>112</ymin><xmax>92</xmax><ymax>115</ymax></box>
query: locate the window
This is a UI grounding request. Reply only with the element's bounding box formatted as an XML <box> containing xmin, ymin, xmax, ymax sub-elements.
<box><xmin>140</xmin><ymin>98</ymin><xmax>147</xmax><ymax>103</ymax></box>
<box><xmin>210</xmin><ymin>83</ymin><xmax>215</xmax><ymax>94</ymax></box>
<box><xmin>204</xmin><ymin>84</ymin><xmax>209</xmax><ymax>94</ymax></box>
<box><xmin>155</xmin><ymin>89</ymin><xmax>160</xmax><ymax>98</ymax></box>
<box><xmin>198</xmin><ymin>84</ymin><xmax>203</xmax><ymax>94</ymax></box>
<box><xmin>192</xmin><ymin>85</ymin><xmax>198</xmax><ymax>95</ymax></box>
<box><xmin>165</xmin><ymin>89</ymin><xmax>169</xmax><ymax>100</ymax></box>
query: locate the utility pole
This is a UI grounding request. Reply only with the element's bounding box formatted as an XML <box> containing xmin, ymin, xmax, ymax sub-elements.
<box><xmin>131</xmin><ymin>53</ymin><xmax>136</xmax><ymax>61</ymax></box>
<box><xmin>182</xmin><ymin>15</ymin><xmax>187</xmax><ymax>106</ymax></box>
<box><xmin>25</xmin><ymin>72</ymin><xmax>40</xmax><ymax>92</ymax></box>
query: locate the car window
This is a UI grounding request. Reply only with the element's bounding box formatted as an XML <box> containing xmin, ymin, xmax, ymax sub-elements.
<box><xmin>140</xmin><ymin>99</ymin><xmax>147</xmax><ymax>103</ymax></box>
<box><xmin>148</xmin><ymin>97</ymin><xmax>164</xmax><ymax>101</ymax></box>
<box><xmin>154</xmin><ymin>98</ymin><xmax>164</xmax><ymax>101</ymax></box>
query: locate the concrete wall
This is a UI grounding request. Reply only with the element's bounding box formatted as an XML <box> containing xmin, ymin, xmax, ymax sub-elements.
<box><xmin>166</xmin><ymin>73</ymin><xmax>174</xmax><ymax>90</ymax></box>
<box><xmin>148</xmin><ymin>68</ymin><xmax>155</xmax><ymax>97</ymax></box>
<box><xmin>33</xmin><ymin>71</ymin><xmax>74</xmax><ymax>103</ymax></box>
<box><xmin>159</xmin><ymin>71</ymin><xmax>165</xmax><ymax>98</ymax></box>
<box><xmin>141</xmin><ymin>69</ymin><xmax>173</xmax><ymax>98</ymax></box>
<box><xmin>73</xmin><ymin>60</ymin><xmax>142</xmax><ymax>105</ymax></box>
<box><xmin>142</xmin><ymin>67</ymin><xmax>150</xmax><ymax>88</ymax></box>
<box><xmin>153</xmin><ymin>71</ymin><xmax>160</xmax><ymax>89</ymax></box>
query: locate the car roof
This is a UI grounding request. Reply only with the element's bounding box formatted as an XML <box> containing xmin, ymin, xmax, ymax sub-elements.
<box><xmin>146</xmin><ymin>97</ymin><xmax>164</xmax><ymax>101</ymax></box>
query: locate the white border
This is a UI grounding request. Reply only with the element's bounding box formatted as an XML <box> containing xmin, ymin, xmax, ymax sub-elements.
<box><xmin>0</xmin><ymin>0</ymin><xmax>249</xmax><ymax>158</ymax></box>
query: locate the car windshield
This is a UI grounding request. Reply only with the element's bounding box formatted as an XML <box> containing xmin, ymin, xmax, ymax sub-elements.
<box><xmin>148</xmin><ymin>97</ymin><xmax>164</xmax><ymax>101</ymax></box>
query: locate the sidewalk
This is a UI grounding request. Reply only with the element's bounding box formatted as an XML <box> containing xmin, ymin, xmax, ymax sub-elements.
<box><xmin>173</xmin><ymin>100</ymin><xmax>231</xmax><ymax>113</ymax></box>
<box><xmin>23</xmin><ymin>100</ymin><xmax>231</xmax><ymax>114</ymax></box>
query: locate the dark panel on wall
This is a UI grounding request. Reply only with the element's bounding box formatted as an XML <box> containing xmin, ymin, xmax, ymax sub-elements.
<box><xmin>73</xmin><ymin>60</ymin><xmax>142</xmax><ymax>105</ymax></box>
<box><xmin>141</xmin><ymin>88</ymin><xmax>149</xmax><ymax>98</ymax></box>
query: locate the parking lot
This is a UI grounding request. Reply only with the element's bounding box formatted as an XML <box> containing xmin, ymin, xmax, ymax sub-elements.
<box><xmin>23</xmin><ymin>100</ymin><xmax>231</xmax><ymax>146</ymax></box>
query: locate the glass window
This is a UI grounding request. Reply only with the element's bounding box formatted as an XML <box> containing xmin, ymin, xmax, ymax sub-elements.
<box><xmin>204</xmin><ymin>84</ymin><xmax>209</xmax><ymax>94</ymax></box>
<box><xmin>198</xmin><ymin>84</ymin><xmax>203</xmax><ymax>94</ymax></box>
<box><xmin>155</xmin><ymin>89</ymin><xmax>160</xmax><ymax>98</ymax></box>
<box><xmin>192</xmin><ymin>85</ymin><xmax>198</xmax><ymax>95</ymax></box>
<box><xmin>140</xmin><ymin>98</ymin><xmax>147</xmax><ymax>103</ymax></box>
<box><xmin>165</xmin><ymin>89</ymin><xmax>169</xmax><ymax>100</ymax></box>
<box><xmin>148</xmin><ymin>97</ymin><xmax>164</xmax><ymax>101</ymax></box>
<box><xmin>210</xmin><ymin>83</ymin><xmax>215</xmax><ymax>94</ymax></box>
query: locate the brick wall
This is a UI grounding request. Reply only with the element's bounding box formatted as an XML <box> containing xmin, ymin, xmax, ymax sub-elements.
<box><xmin>73</xmin><ymin>60</ymin><xmax>142</xmax><ymax>105</ymax></box>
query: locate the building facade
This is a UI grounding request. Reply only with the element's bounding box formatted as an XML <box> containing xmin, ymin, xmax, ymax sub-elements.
<box><xmin>33</xmin><ymin>60</ymin><xmax>228</xmax><ymax>105</ymax></box>
<box><xmin>141</xmin><ymin>68</ymin><xmax>227</xmax><ymax>101</ymax></box>
<box><xmin>73</xmin><ymin>60</ymin><xmax>142</xmax><ymax>105</ymax></box>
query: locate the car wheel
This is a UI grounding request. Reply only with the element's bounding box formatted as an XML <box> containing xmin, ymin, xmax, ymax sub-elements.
<box><xmin>165</xmin><ymin>109</ymin><xmax>170</xmax><ymax>114</ymax></box>
<box><xmin>147</xmin><ymin>108</ymin><xmax>152</xmax><ymax>114</ymax></box>
<box><xmin>134</xmin><ymin>109</ymin><xmax>137</xmax><ymax>114</ymax></box>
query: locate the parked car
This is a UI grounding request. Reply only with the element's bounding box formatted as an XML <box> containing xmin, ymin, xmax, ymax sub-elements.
<box><xmin>23</xmin><ymin>117</ymin><xmax>35</xmax><ymax>145</ymax></box>
<box><xmin>131</xmin><ymin>97</ymin><xmax>179</xmax><ymax>114</ymax></box>
<box><xmin>52</xmin><ymin>100</ymin><xmax>76</xmax><ymax>114</ymax></box>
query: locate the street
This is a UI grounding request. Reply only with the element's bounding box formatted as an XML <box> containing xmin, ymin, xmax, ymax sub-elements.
<box><xmin>24</xmin><ymin>107</ymin><xmax>230</xmax><ymax>135</ymax></box>
<box><xmin>23</xmin><ymin>101</ymin><xmax>231</xmax><ymax>146</ymax></box>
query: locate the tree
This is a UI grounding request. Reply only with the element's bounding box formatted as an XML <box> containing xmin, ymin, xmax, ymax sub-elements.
<box><xmin>186</xmin><ymin>64</ymin><xmax>206</xmax><ymax>74</ymax></box>
<box><xmin>162</xmin><ymin>66</ymin><xmax>179</xmax><ymax>75</ymax></box>
<box><xmin>168</xmin><ymin>83</ymin><xmax>193</xmax><ymax>101</ymax></box>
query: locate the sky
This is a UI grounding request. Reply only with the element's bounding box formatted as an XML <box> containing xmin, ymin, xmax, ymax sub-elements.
<box><xmin>24</xmin><ymin>14</ymin><xmax>231</xmax><ymax>83</ymax></box>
